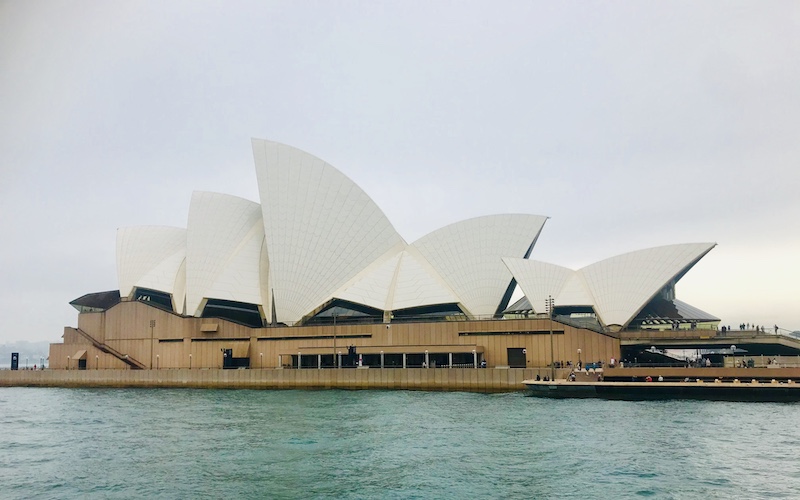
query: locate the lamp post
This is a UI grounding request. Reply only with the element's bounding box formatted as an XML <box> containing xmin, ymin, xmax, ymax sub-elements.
<box><xmin>332</xmin><ymin>312</ymin><xmax>338</xmax><ymax>368</ymax></box>
<box><xmin>548</xmin><ymin>296</ymin><xmax>555</xmax><ymax>377</ymax></box>
<box><xmin>149</xmin><ymin>319</ymin><xmax>156</xmax><ymax>369</ymax></box>
<box><xmin>731</xmin><ymin>345</ymin><xmax>736</xmax><ymax>368</ymax></box>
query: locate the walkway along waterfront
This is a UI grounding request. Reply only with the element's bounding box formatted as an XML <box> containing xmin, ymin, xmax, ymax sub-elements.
<box><xmin>0</xmin><ymin>367</ymin><xmax>542</xmax><ymax>392</ymax></box>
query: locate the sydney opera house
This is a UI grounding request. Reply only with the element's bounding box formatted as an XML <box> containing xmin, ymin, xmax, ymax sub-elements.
<box><xmin>50</xmin><ymin>140</ymin><xmax>719</xmax><ymax>372</ymax></box>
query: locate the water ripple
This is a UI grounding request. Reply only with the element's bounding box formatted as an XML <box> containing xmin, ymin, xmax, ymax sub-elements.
<box><xmin>1</xmin><ymin>388</ymin><xmax>800</xmax><ymax>498</ymax></box>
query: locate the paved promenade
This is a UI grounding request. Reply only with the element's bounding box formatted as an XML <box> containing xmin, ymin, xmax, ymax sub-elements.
<box><xmin>0</xmin><ymin>367</ymin><xmax>542</xmax><ymax>393</ymax></box>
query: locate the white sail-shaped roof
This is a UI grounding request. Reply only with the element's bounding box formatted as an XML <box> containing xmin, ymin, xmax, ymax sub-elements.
<box><xmin>112</xmin><ymin>140</ymin><xmax>718</xmax><ymax>330</ymax></box>
<box><xmin>502</xmin><ymin>258</ymin><xmax>575</xmax><ymax>313</ymax></box>
<box><xmin>558</xmin><ymin>273</ymin><xmax>594</xmax><ymax>307</ymax></box>
<box><xmin>185</xmin><ymin>192</ymin><xmax>266</xmax><ymax>317</ymax></box>
<box><xmin>334</xmin><ymin>246</ymin><xmax>463</xmax><ymax>312</ymax></box>
<box><xmin>412</xmin><ymin>214</ymin><xmax>547</xmax><ymax>317</ymax></box>
<box><xmin>580</xmin><ymin>242</ymin><xmax>716</xmax><ymax>327</ymax></box>
<box><xmin>252</xmin><ymin>139</ymin><xmax>405</xmax><ymax>324</ymax></box>
<box><xmin>333</xmin><ymin>247</ymin><xmax>404</xmax><ymax>311</ymax></box>
<box><xmin>116</xmin><ymin>226</ymin><xmax>186</xmax><ymax>309</ymax></box>
<box><xmin>389</xmin><ymin>248</ymin><xmax>460</xmax><ymax>311</ymax></box>
<box><xmin>504</xmin><ymin>242</ymin><xmax>716</xmax><ymax>328</ymax></box>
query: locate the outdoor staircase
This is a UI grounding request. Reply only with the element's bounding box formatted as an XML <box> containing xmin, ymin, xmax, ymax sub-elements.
<box><xmin>73</xmin><ymin>328</ymin><xmax>146</xmax><ymax>369</ymax></box>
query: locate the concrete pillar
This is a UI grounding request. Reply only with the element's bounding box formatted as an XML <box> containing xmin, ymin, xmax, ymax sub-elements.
<box><xmin>318</xmin><ymin>354</ymin><xmax>322</xmax><ymax>369</ymax></box>
<box><xmin>402</xmin><ymin>353</ymin><xmax>407</xmax><ymax>369</ymax></box>
<box><xmin>473</xmin><ymin>350</ymin><xmax>477</xmax><ymax>368</ymax></box>
<box><xmin>448</xmin><ymin>352</ymin><xmax>453</xmax><ymax>368</ymax></box>
<box><xmin>380</xmin><ymin>351</ymin><xmax>384</xmax><ymax>369</ymax></box>
<box><xmin>298</xmin><ymin>352</ymin><xmax>301</xmax><ymax>369</ymax></box>
<box><xmin>425</xmin><ymin>350</ymin><xmax>429</xmax><ymax>369</ymax></box>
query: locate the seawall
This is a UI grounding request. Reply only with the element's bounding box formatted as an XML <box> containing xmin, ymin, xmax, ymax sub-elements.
<box><xmin>0</xmin><ymin>367</ymin><xmax>543</xmax><ymax>393</ymax></box>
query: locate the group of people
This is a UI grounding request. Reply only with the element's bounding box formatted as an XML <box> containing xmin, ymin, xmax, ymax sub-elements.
<box><xmin>553</xmin><ymin>360</ymin><xmax>605</xmax><ymax>371</ymax></box>
<box><xmin>721</xmin><ymin>323</ymin><xmax>780</xmax><ymax>334</ymax></box>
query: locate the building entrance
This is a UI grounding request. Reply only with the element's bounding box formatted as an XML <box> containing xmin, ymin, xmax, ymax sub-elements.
<box><xmin>507</xmin><ymin>348</ymin><xmax>526</xmax><ymax>368</ymax></box>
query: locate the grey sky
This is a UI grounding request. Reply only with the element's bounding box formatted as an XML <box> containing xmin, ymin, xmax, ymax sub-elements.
<box><xmin>1</xmin><ymin>0</ymin><xmax>798</xmax><ymax>343</ymax></box>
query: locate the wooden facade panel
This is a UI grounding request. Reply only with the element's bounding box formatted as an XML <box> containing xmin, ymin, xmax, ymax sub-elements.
<box><xmin>53</xmin><ymin>301</ymin><xmax>622</xmax><ymax>373</ymax></box>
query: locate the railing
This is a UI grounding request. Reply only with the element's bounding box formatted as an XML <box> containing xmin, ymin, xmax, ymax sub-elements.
<box><xmin>73</xmin><ymin>328</ymin><xmax>146</xmax><ymax>369</ymax></box>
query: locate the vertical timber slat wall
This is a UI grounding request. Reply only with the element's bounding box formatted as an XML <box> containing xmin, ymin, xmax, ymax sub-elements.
<box><xmin>52</xmin><ymin>301</ymin><xmax>621</xmax><ymax>375</ymax></box>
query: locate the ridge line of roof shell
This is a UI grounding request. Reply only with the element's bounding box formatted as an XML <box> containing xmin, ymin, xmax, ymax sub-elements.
<box><xmin>577</xmin><ymin>242</ymin><xmax>717</xmax><ymax>271</ymax></box>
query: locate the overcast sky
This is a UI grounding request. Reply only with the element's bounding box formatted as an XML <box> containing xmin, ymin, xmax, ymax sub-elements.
<box><xmin>1</xmin><ymin>0</ymin><xmax>798</xmax><ymax>343</ymax></box>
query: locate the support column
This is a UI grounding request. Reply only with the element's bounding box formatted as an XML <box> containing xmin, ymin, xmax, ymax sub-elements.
<box><xmin>473</xmin><ymin>350</ymin><xmax>477</xmax><ymax>368</ymax></box>
<box><xmin>448</xmin><ymin>352</ymin><xmax>453</xmax><ymax>368</ymax></box>
<box><xmin>380</xmin><ymin>351</ymin><xmax>384</xmax><ymax>369</ymax></box>
<box><xmin>297</xmin><ymin>352</ymin><xmax>301</xmax><ymax>369</ymax></box>
<box><xmin>318</xmin><ymin>354</ymin><xmax>322</xmax><ymax>369</ymax></box>
<box><xmin>402</xmin><ymin>353</ymin><xmax>407</xmax><ymax>369</ymax></box>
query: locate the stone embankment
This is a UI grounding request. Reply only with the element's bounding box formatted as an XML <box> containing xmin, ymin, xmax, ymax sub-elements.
<box><xmin>0</xmin><ymin>367</ymin><xmax>543</xmax><ymax>393</ymax></box>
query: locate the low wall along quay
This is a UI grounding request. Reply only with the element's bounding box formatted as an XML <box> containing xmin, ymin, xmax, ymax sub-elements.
<box><xmin>0</xmin><ymin>367</ymin><xmax>543</xmax><ymax>393</ymax></box>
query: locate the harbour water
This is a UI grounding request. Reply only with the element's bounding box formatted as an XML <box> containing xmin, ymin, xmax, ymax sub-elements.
<box><xmin>1</xmin><ymin>388</ymin><xmax>799</xmax><ymax>499</ymax></box>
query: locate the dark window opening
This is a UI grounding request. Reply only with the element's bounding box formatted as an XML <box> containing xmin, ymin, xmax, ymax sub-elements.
<box><xmin>202</xmin><ymin>299</ymin><xmax>263</xmax><ymax>328</ymax></box>
<box><xmin>391</xmin><ymin>303</ymin><xmax>467</xmax><ymax>323</ymax></box>
<box><xmin>134</xmin><ymin>288</ymin><xmax>173</xmax><ymax>311</ymax></box>
<box><xmin>305</xmin><ymin>299</ymin><xmax>383</xmax><ymax>326</ymax></box>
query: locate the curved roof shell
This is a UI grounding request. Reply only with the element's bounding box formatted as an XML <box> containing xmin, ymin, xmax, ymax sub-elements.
<box><xmin>413</xmin><ymin>214</ymin><xmax>547</xmax><ymax>317</ymax></box>
<box><xmin>505</xmin><ymin>242</ymin><xmax>716</xmax><ymax>328</ymax></box>
<box><xmin>581</xmin><ymin>242</ymin><xmax>716</xmax><ymax>327</ymax></box>
<box><xmin>252</xmin><ymin>139</ymin><xmax>405</xmax><ymax>324</ymax></box>
<box><xmin>112</xmin><ymin>139</ymin><xmax>716</xmax><ymax>330</ymax></box>
<box><xmin>185</xmin><ymin>192</ymin><xmax>267</xmax><ymax>317</ymax></box>
<box><xmin>333</xmin><ymin>245</ymin><xmax>460</xmax><ymax>312</ymax></box>
<box><xmin>116</xmin><ymin>226</ymin><xmax>187</xmax><ymax>312</ymax></box>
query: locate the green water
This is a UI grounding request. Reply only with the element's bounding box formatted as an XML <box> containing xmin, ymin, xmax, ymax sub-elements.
<box><xmin>1</xmin><ymin>388</ymin><xmax>798</xmax><ymax>499</ymax></box>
